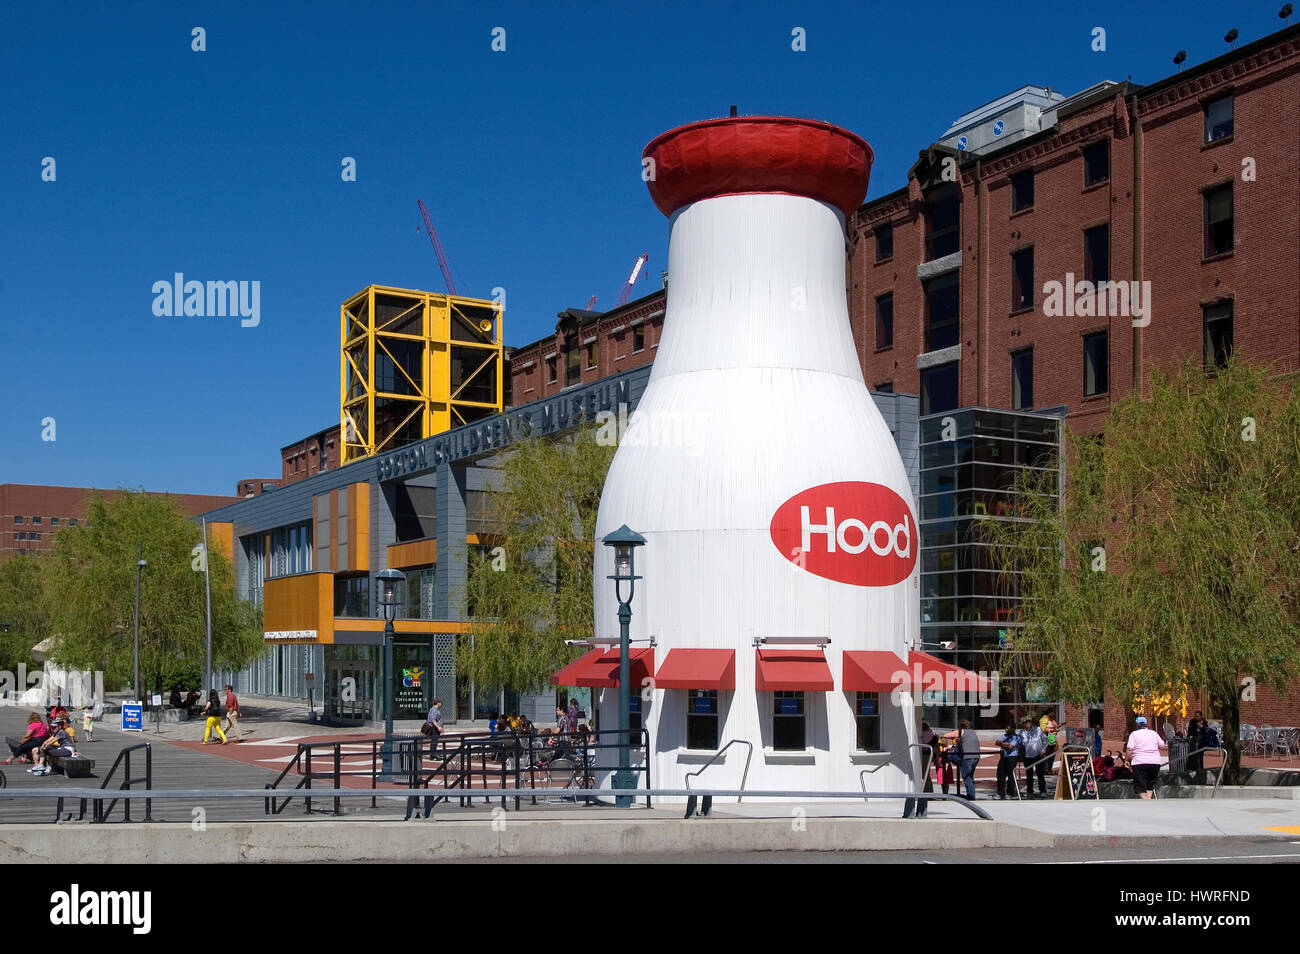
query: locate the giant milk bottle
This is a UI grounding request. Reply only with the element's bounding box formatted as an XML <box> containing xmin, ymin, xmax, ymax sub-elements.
<box><xmin>592</xmin><ymin>117</ymin><xmax>922</xmax><ymax>798</ymax></box>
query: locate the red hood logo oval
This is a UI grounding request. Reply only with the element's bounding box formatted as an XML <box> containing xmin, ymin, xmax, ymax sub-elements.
<box><xmin>770</xmin><ymin>481</ymin><xmax>918</xmax><ymax>586</ymax></box>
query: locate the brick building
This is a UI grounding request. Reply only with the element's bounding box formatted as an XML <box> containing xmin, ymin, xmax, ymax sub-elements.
<box><xmin>848</xmin><ymin>24</ymin><xmax>1300</xmax><ymax>735</ymax></box>
<box><xmin>508</xmin><ymin>292</ymin><xmax>665</xmax><ymax>403</ymax></box>
<box><xmin>1</xmin><ymin>484</ymin><xmax>240</xmax><ymax>559</ymax></box>
<box><xmin>851</xmin><ymin>26</ymin><xmax>1299</xmax><ymax>435</ymax></box>
<box><xmin>280</xmin><ymin>425</ymin><xmax>342</xmax><ymax>488</ymax></box>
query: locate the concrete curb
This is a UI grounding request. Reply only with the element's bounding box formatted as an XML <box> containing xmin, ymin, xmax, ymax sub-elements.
<box><xmin>0</xmin><ymin>817</ymin><xmax>1054</xmax><ymax>862</ymax></box>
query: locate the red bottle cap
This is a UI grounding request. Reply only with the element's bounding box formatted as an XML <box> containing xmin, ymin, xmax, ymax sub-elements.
<box><xmin>643</xmin><ymin>116</ymin><xmax>873</xmax><ymax>219</ymax></box>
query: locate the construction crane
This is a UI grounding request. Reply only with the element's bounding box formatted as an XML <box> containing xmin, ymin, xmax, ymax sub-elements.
<box><xmin>416</xmin><ymin>199</ymin><xmax>458</xmax><ymax>296</ymax></box>
<box><xmin>585</xmin><ymin>296</ymin><xmax>598</xmax><ymax>310</ymax></box>
<box><xmin>616</xmin><ymin>252</ymin><xmax>650</xmax><ymax>307</ymax></box>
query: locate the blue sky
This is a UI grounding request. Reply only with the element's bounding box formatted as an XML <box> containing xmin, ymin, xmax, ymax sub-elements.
<box><xmin>0</xmin><ymin>0</ymin><xmax>1287</xmax><ymax>496</ymax></box>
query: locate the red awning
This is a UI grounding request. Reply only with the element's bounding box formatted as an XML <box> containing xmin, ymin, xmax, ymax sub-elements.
<box><xmin>755</xmin><ymin>649</ymin><xmax>834</xmax><ymax>692</ymax></box>
<box><xmin>553</xmin><ymin>648</ymin><xmax>656</xmax><ymax>689</ymax></box>
<box><xmin>653</xmin><ymin>649</ymin><xmax>736</xmax><ymax>690</ymax></box>
<box><xmin>843</xmin><ymin>650</ymin><xmax>911</xmax><ymax>692</ymax></box>
<box><xmin>908</xmin><ymin>650</ymin><xmax>994</xmax><ymax>695</ymax></box>
<box><xmin>551</xmin><ymin>648</ymin><xmax>608</xmax><ymax>686</ymax></box>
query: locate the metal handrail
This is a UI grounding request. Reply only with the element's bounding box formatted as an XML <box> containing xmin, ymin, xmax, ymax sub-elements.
<box><xmin>859</xmin><ymin>743</ymin><xmax>932</xmax><ymax>801</ymax></box>
<box><xmin>683</xmin><ymin>739</ymin><xmax>753</xmax><ymax>817</ymax></box>
<box><xmin>3</xmin><ymin>785</ymin><xmax>995</xmax><ymax>820</ymax></box>
<box><xmin>1175</xmin><ymin>744</ymin><xmax>1228</xmax><ymax>798</ymax></box>
<box><xmin>84</xmin><ymin>742</ymin><xmax>152</xmax><ymax>823</ymax></box>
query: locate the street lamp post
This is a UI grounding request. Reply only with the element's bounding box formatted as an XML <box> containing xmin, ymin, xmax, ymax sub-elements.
<box><xmin>132</xmin><ymin>541</ymin><xmax>147</xmax><ymax>706</ymax></box>
<box><xmin>602</xmin><ymin>525</ymin><xmax>645</xmax><ymax>807</ymax></box>
<box><xmin>376</xmin><ymin>567</ymin><xmax>405</xmax><ymax>777</ymax></box>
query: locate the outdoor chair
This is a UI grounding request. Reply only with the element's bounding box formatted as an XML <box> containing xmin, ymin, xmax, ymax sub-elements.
<box><xmin>1241</xmin><ymin>724</ymin><xmax>1259</xmax><ymax>755</ymax></box>
<box><xmin>1269</xmin><ymin>729</ymin><xmax>1290</xmax><ymax>758</ymax></box>
<box><xmin>1260</xmin><ymin>727</ymin><xmax>1278</xmax><ymax>758</ymax></box>
<box><xmin>544</xmin><ymin>757</ymin><xmax>579</xmax><ymax>802</ymax></box>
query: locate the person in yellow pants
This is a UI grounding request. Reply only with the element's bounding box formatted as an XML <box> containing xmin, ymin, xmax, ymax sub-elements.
<box><xmin>200</xmin><ymin>689</ymin><xmax>228</xmax><ymax>744</ymax></box>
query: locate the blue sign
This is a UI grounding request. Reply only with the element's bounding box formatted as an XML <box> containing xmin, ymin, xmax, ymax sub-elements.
<box><xmin>778</xmin><ymin>698</ymin><xmax>801</xmax><ymax>715</ymax></box>
<box><xmin>122</xmin><ymin>702</ymin><xmax>143</xmax><ymax>732</ymax></box>
<box><xmin>992</xmin><ymin>120</ymin><xmax>1005</xmax><ymax>136</ymax></box>
<box><xmin>692</xmin><ymin>696</ymin><xmax>715</xmax><ymax>714</ymax></box>
<box><xmin>858</xmin><ymin>697</ymin><xmax>877</xmax><ymax>716</ymax></box>
<box><xmin>956</xmin><ymin>135</ymin><xmax>968</xmax><ymax>151</ymax></box>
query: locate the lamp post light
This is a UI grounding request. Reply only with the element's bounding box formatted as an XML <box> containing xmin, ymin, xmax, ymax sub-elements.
<box><xmin>602</xmin><ymin>524</ymin><xmax>645</xmax><ymax>807</ymax></box>
<box><xmin>132</xmin><ymin>542</ymin><xmax>147</xmax><ymax>706</ymax></box>
<box><xmin>376</xmin><ymin>567</ymin><xmax>405</xmax><ymax>776</ymax></box>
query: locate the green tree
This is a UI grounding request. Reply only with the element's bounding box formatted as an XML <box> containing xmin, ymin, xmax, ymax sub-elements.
<box><xmin>985</xmin><ymin>359</ymin><xmax>1300</xmax><ymax>783</ymax></box>
<box><xmin>0</xmin><ymin>554</ymin><xmax>56</xmax><ymax>670</ymax></box>
<box><xmin>458</xmin><ymin>420</ymin><xmax>616</xmax><ymax>694</ymax></box>
<box><xmin>40</xmin><ymin>490</ymin><xmax>264</xmax><ymax>693</ymax></box>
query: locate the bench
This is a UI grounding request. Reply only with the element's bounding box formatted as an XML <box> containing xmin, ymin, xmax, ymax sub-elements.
<box><xmin>47</xmin><ymin>753</ymin><xmax>95</xmax><ymax>778</ymax></box>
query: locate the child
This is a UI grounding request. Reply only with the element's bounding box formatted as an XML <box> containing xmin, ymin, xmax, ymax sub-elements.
<box><xmin>81</xmin><ymin>704</ymin><xmax>95</xmax><ymax>742</ymax></box>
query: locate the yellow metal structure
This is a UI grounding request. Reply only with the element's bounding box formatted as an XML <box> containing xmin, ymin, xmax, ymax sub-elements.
<box><xmin>340</xmin><ymin>285</ymin><xmax>504</xmax><ymax>463</ymax></box>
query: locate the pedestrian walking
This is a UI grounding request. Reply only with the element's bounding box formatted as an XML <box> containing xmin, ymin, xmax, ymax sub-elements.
<box><xmin>221</xmin><ymin>685</ymin><xmax>244</xmax><ymax>742</ymax></box>
<box><xmin>996</xmin><ymin>723</ymin><xmax>1021</xmax><ymax>798</ymax></box>
<box><xmin>914</xmin><ymin>720</ymin><xmax>941</xmax><ymax>817</ymax></box>
<box><xmin>567</xmin><ymin>698</ymin><xmax>580</xmax><ymax>733</ymax></box>
<box><xmin>426</xmin><ymin>698</ymin><xmax>444</xmax><ymax>744</ymax></box>
<box><xmin>1019</xmin><ymin>717</ymin><xmax>1048</xmax><ymax>798</ymax></box>
<box><xmin>80</xmin><ymin>704</ymin><xmax>95</xmax><ymax>742</ymax></box>
<box><xmin>200</xmin><ymin>689</ymin><xmax>228</xmax><ymax>744</ymax></box>
<box><xmin>1125</xmin><ymin>716</ymin><xmax>1167</xmax><ymax>800</ymax></box>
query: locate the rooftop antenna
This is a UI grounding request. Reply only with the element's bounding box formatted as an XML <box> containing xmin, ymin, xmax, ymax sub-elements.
<box><xmin>1281</xmin><ymin>4</ymin><xmax>1293</xmax><ymax>21</ymax></box>
<box><xmin>1224</xmin><ymin>27</ymin><xmax>1239</xmax><ymax>49</ymax></box>
<box><xmin>1173</xmin><ymin>49</ymin><xmax>1187</xmax><ymax>70</ymax></box>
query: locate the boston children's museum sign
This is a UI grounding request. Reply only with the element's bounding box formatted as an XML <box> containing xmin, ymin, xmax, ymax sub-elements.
<box><xmin>376</xmin><ymin>371</ymin><xmax>641</xmax><ymax>481</ymax></box>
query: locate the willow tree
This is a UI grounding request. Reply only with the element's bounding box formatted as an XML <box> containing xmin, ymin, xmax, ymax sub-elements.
<box><xmin>0</xmin><ymin>554</ymin><xmax>55</xmax><ymax>671</ymax></box>
<box><xmin>985</xmin><ymin>358</ymin><xmax>1300</xmax><ymax>783</ymax></box>
<box><xmin>458</xmin><ymin>420</ymin><xmax>616</xmax><ymax>694</ymax></box>
<box><xmin>41</xmin><ymin>490</ymin><xmax>264</xmax><ymax>693</ymax></box>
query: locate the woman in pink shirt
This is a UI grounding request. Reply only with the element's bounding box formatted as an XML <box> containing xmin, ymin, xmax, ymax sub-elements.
<box><xmin>3</xmin><ymin>712</ymin><xmax>49</xmax><ymax>764</ymax></box>
<box><xmin>1124</xmin><ymin>716</ymin><xmax>1167</xmax><ymax>800</ymax></box>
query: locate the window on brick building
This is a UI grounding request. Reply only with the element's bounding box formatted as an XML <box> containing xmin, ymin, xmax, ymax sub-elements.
<box><xmin>875</xmin><ymin>221</ymin><xmax>893</xmax><ymax>262</ymax></box>
<box><xmin>633</xmin><ymin>325</ymin><xmax>645</xmax><ymax>353</ymax></box>
<box><xmin>546</xmin><ymin>358</ymin><xmax>557</xmax><ymax>383</ymax></box>
<box><xmin>1203</xmin><ymin>184</ymin><xmax>1233</xmax><ymax>258</ymax></box>
<box><xmin>874</xmin><ymin>381</ymin><xmax>894</xmax><ymax>393</ymax></box>
<box><xmin>920</xmin><ymin>361</ymin><xmax>959</xmax><ymax>415</ymax></box>
<box><xmin>1203</xmin><ymin>300</ymin><xmax>1233</xmax><ymax>371</ymax></box>
<box><xmin>586</xmin><ymin>342</ymin><xmax>596</xmax><ymax>369</ymax></box>
<box><xmin>70</xmin><ymin>519</ymin><xmax>77</xmax><ymax>526</ymax></box>
<box><xmin>11</xmin><ymin>516</ymin><xmax>20</xmax><ymax>524</ymax></box>
<box><xmin>51</xmin><ymin>518</ymin><xmax>60</xmax><ymax>526</ymax></box>
<box><xmin>32</xmin><ymin>517</ymin><xmax>41</xmax><ymax>525</ymax></box>
<box><xmin>1205</xmin><ymin>95</ymin><xmax>1233</xmax><ymax>142</ymax></box>
<box><xmin>875</xmin><ymin>293</ymin><xmax>894</xmax><ymax>350</ymax></box>
<box><xmin>924</xmin><ymin>183</ymin><xmax>960</xmax><ymax>260</ymax></box>
<box><xmin>1084</xmin><ymin>225</ymin><xmax>1110</xmax><ymax>284</ymax></box>
<box><xmin>1083</xmin><ymin>140</ymin><xmax>1109</xmax><ymax>187</ymax></box>
<box><xmin>1084</xmin><ymin>332</ymin><xmax>1109</xmax><ymax>396</ymax></box>
<box><xmin>1011</xmin><ymin>170</ymin><xmax>1034</xmax><ymax>212</ymax></box>
<box><xmin>15</xmin><ymin>532</ymin><xmax>24</xmax><ymax>541</ymax></box>
<box><xmin>1011</xmin><ymin>248</ymin><xmax>1034</xmax><ymax>312</ymax></box>
<box><xmin>1011</xmin><ymin>348</ymin><xmax>1034</xmax><ymax>410</ymax></box>
<box><xmin>565</xmin><ymin>335</ymin><xmax>581</xmax><ymax>387</ymax></box>
<box><xmin>924</xmin><ymin>271</ymin><xmax>960</xmax><ymax>352</ymax></box>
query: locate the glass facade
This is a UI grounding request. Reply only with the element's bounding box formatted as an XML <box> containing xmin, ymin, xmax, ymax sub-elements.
<box><xmin>918</xmin><ymin>407</ymin><xmax>1063</xmax><ymax>728</ymax></box>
